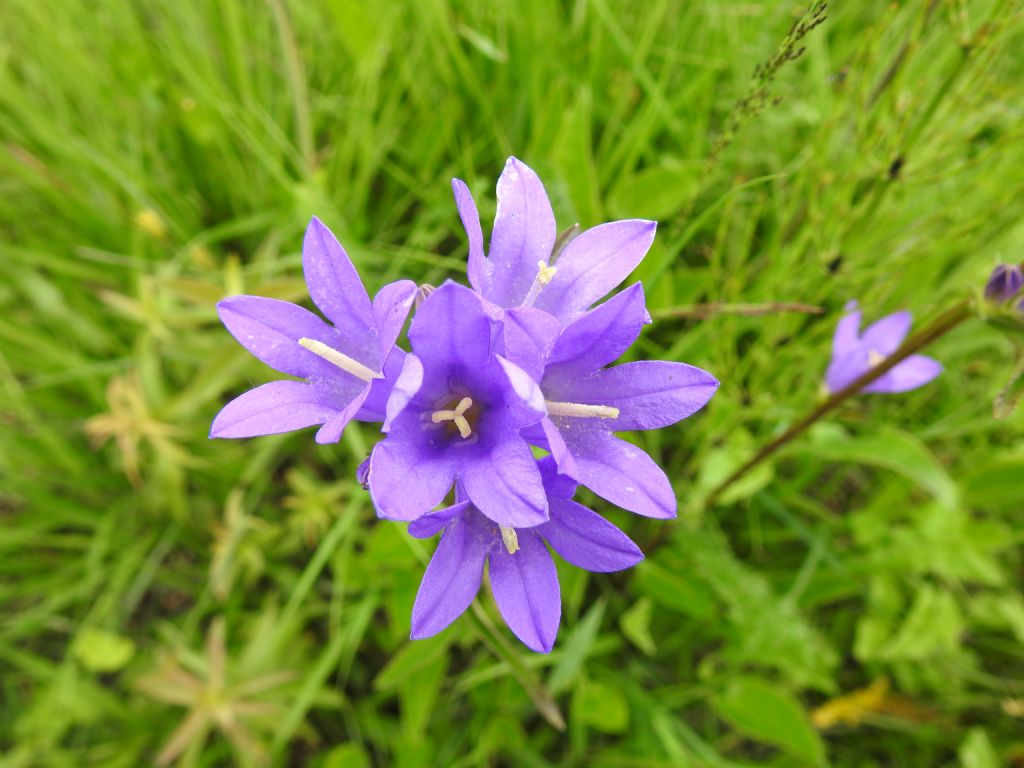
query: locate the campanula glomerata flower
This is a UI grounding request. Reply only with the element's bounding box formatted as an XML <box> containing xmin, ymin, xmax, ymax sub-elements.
<box><xmin>211</xmin><ymin>217</ymin><xmax>417</xmax><ymax>443</ymax></box>
<box><xmin>408</xmin><ymin>458</ymin><xmax>643</xmax><ymax>652</ymax></box>
<box><xmin>825</xmin><ymin>302</ymin><xmax>942</xmax><ymax>394</ymax></box>
<box><xmin>367</xmin><ymin>281</ymin><xmax>551</xmax><ymax>528</ymax></box>
<box><xmin>984</xmin><ymin>263</ymin><xmax>1023</xmax><ymax>303</ymax></box>
<box><xmin>451</xmin><ymin>157</ymin><xmax>657</xmax><ymax>324</ymax></box>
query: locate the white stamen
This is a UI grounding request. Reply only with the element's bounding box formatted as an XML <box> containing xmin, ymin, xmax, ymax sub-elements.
<box><xmin>430</xmin><ymin>396</ymin><xmax>474</xmax><ymax>438</ymax></box>
<box><xmin>867</xmin><ymin>349</ymin><xmax>886</xmax><ymax>367</ymax></box>
<box><xmin>521</xmin><ymin>261</ymin><xmax>558</xmax><ymax>307</ymax></box>
<box><xmin>298</xmin><ymin>338</ymin><xmax>381</xmax><ymax>382</ymax></box>
<box><xmin>500</xmin><ymin>526</ymin><xmax>520</xmax><ymax>554</ymax></box>
<box><xmin>544</xmin><ymin>400</ymin><xmax>620</xmax><ymax>419</ymax></box>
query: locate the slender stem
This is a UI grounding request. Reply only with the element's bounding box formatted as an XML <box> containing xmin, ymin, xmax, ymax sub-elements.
<box><xmin>466</xmin><ymin>602</ymin><xmax>565</xmax><ymax>731</ymax></box>
<box><xmin>703</xmin><ymin>299</ymin><xmax>972</xmax><ymax>508</ymax></box>
<box><xmin>653</xmin><ymin>302</ymin><xmax>823</xmax><ymax>320</ymax></box>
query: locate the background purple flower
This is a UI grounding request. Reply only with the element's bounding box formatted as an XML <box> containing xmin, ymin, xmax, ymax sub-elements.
<box><xmin>408</xmin><ymin>458</ymin><xmax>643</xmax><ymax>653</ymax></box>
<box><xmin>825</xmin><ymin>302</ymin><xmax>942</xmax><ymax>394</ymax></box>
<box><xmin>367</xmin><ymin>281</ymin><xmax>549</xmax><ymax>527</ymax></box>
<box><xmin>452</xmin><ymin>157</ymin><xmax>657</xmax><ymax>324</ymax></box>
<box><xmin>210</xmin><ymin>217</ymin><xmax>416</xmax><ymax>444</ymax></box>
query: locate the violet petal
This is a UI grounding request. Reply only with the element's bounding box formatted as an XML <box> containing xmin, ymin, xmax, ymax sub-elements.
<box><xmin>314</xmin><ymin>384</ymin><xmax>371</xmax><ymax>444</ymax></box>
<box><xmin>302</xmin><ymin>217</ymin><xmax>375</xmax><ymax>343</ymax></box>
<box><xmin>410</xmin><ymin>510</ymin><xmax>488</xmax><ymax>639</ymax></box>
<box><xmin>217</xmin><ymin>295</ymin><xmax>352</xmax><ymax>379</ymax></box>
<box><xmin>408</xmin><ymin>500</ymin><xmax>473</xmax><ymax>539</ymax></box>
<box><xmin>501</xmin><ymin>306</ymin><xmax>561</xmax><ymax>381</ymax></box>
<box><xmin>556</xmin><ymin>361</ymin><xmax>719</xmax><ymax>431</ymax></box>
<box><xmin>485</xmin><ymin>157</ymin><xmax>557</xmax><ymax>307</ymax></box>
<box><xmin>452</xmin><ymin>178</ymin><xmax>487</xmax><ymax>294</ymax></box>
<box><xmin>865</xmin><ymin>354</ymin><xmax>943</xmax><ymax>393</ymax></box>
<box><xmin>488</xmin><ymin>530</ymin><xmax>560</xmax><ymax>653</ymax></box>
<box><xmin>210</xmin><ymin>381</ymin><xmax>336</xmax><ymax>438</ymax></box>
<box><xmin>539</xmin><ymin>498</ymin><xmax>643</xmax><ymax>572</ymax></box>
<box><xmin>462</xmin><ymin>437</ymin><xmax>549</xmax><ymax>528</ymax></box>
<box><xmin>372</xmin><ymin>279</ymin><xmax>418</xmax><ymax>363</ymax></box>
<box><xmin>564</xmin><ymin>425</ymin><xmax>677</xmax><ymax>518</ymax></box>
<box><xmin>368</xmin><ymin>435</ymin><xmax>458</xmax><ymax>521</ymax></box>
<box><xmin>533</xmin><ymin>219</ymin><xmax>657</xmax><ymax>323</ymax></box>
<box><xmin>860</xmin><ymin>310</ymin><xmax>912</xmax><ymax>356</ymax></box>
<box><xmin>545</xmin><ymin>282</ymin><xmax>647</xmax><ymax>376</ymax></box>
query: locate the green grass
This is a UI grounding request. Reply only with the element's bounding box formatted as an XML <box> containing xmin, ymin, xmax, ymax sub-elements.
<box><xmin>2</xmin><ymin>0</ymin><xmax>1023</xmax><ymax>765</ymax></box>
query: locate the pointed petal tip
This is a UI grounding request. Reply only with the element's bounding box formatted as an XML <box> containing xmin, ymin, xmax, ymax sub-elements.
<box><xmin>409</xmin><ymin>625</ymin><xmax>437</xmax><ymax>641</ymax></box>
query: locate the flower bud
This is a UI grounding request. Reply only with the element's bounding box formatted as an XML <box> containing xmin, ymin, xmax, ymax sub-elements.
<box><xmin>984</xmin><ymin>264</ymin><xmax>1023</xmax><ymax>302</ymax></box>
<box><xmin>356</xmin><ymin>456</ymin><xmax>371</xmax><ymax>490</ymax></box>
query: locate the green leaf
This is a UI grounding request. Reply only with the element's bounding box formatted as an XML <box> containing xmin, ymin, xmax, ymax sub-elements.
<box><xmin>800</xmin><ymin>425</ymin><xmax>959</xmax><ymax>509</ymax></box>
<box><xmin>548</xmin><ymin>600</ymin><xmax>605</xmax><ymax>694</ymax></box>
<box><xmin>374</xmin><ymin>634</ymin><xmax>450</xmax><ymax>692</ymax></box>
<box><xmin>573</xmin><ymin>680</ymin><xmax>630</xmax><ymax>734</ymax></box>
<box><xmin>878</xmin><ymin>586</ymin><xmax>963</xmax><ymax>661</ymax></box>
<box><xmin>635</xmin><ymin>561</ymin><xmax>717</xmax><ymax>620</ymax></box>
<box><xmin>71</xmin><ymin>627</ymin><xmax>134</xmax><ymax>673</ymax></box>
<box><xmin>712</xmin><ymin>677</ymin><xmax>824</xmax><ymax>764</ymax></box>
<box><xmin>620</xmin><ymin>597</ymin><xmax>656</xmax><ymax>655</ymax></box>
<box><xmin>959</xmin><ymin>728</ymin><xmax>999</xmax><ymax>768</ymax></box>
<box><xmin>608</xmin><ymin>162</ymin><xmax>699</xmax><ymax>220</ymax></box>
<box><xmin>321</xmin><ymin>744</ymin><xmax>371</xmax><ymax>768</ymax></box>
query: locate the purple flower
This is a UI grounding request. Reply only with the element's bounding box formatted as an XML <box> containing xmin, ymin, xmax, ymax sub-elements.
<box><xmin>451</xmin><ymin>157</ymin><xmax>657</xmax><ymax>324</ymax></box>
<box><xmin>501</xmin><ymin>284</ymin><xmax>718</xmax><ymax>519</ymax></box>
<box><xmin>210</xmin><ymin>217</ymin><xmax>417</xmax><ymax>444</ymax></box>
<box><xmin>984</xmin><ymin>264</ymin><xmax>1023</xmax><ymax>303</ymax></box>
<box><xmin>408</xmin><ymin>458</ymin><xmax>643</xmax><ymax>653</ymax></box>
<box><xmin>825</xmin><ymin>302</ymin><xmax>942</xmax><ymax>394</ymax></box>
<box><xmin>367</xmin><ymin>281</ymin><xmax>550</xmax><ymax>527</ymax></box>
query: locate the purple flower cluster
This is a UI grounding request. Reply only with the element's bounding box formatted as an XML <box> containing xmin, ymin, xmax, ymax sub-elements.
<box><xmin>212</xmin><ymin>158</ymin><xmax>718</xmax><ymax>652</ymax></box>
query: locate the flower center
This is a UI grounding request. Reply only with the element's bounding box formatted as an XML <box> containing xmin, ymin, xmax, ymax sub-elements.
<box><xmin>867</xmin><ymin>349</ymin><xmax>886</xmax><ymax>368</ymax></box>
<box><xmin>430</xmin><ymin>396</ymin><xmax>477</xmax><ymax>439</ymax></box>
<box><xmin>499</xmin><ymin>526</ymin><xmax>520</xmax><ymax>554</ymax></box>
<box><xmin>521</xmin><ymin>260</ymin><xmax>558</xmax><ymax>307</ymax></box>
<box><xmin>544</xmin><ymin>400</ymin><xmax>620</xmax><ymax>420</ymax></box>
<box><xmin>298</xmin><ymin>338</ymin><xmax>381</xmax><ymax>382</ymax></box>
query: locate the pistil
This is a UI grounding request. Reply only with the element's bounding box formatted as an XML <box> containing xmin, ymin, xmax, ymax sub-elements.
<box><xmin>500</xmin><ymin>526</ymin><xmax>520</xmax><ymax>554</ymax></box>
<box><xmin>867</xmin><ymin>349</ymin><xmax>886</xmax><ymax>367</ymax></box>
<box><xmin>545</xmin><ymin>400</ymin><xmax>620</xmax><ymax>420</ymax></box>
<box><xmin>521</xmin><ymin>260</ymin><xmax>558</xmax><ymax>307</ymax></box>
<box><xmin>431</xmin><ymin>396</ymin><xmax>474</xmax><ymax>439</ymax></box>
<box><xmin>298</xmin><ymin>338</ymin><xmax>381</xmax><ymax>382</ymax></box>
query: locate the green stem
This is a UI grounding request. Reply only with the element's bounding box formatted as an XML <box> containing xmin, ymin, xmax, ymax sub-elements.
<box><xmin>466</xmin><ymin>602</ymin><xmax>565</xmax><ymax>731</ymax></box>
<box><xmin>703</xmin><ymin>299</ymin><xmax>973</xmax><ymax>508</ymax></box>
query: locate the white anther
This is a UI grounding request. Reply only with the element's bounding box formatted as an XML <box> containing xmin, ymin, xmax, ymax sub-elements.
<box><xmin>298</xmin><ymin>338</ymin><xmax>381</xmax><ymax>382</ymax></box>
<box><xmin>430</xmin><ymin>396</ymin><xmax>474</xmax><ymax>438</ymax></box>
<box><xmin>500</xmin><ymin>526</ymin><xmax>520</xmax><ymax>555</ymax></box>
<box><xmin>536</xmin><ymin>260</ymin><xmax>557</xmax><ymax>285</ymax></box>
<box><xmin>544</xmin><ymin>400</ymin><xmax>620</xmax><ymax>420</ymax></box>
<box><xmin>867</xmin><ymin>349</ymin><xmax>886</xmax><ymax>367</ymax></box>
<box><xmin>521</xmin><ymin>261</ymin><xmax>558</xmax><ymax>307</ymax></box>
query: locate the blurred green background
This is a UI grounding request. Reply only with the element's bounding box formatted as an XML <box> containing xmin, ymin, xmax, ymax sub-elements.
<box><xmin>2</xmin><ymin>0</ymin><xmax>1023</xmax><ymax>765</ymax></box>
